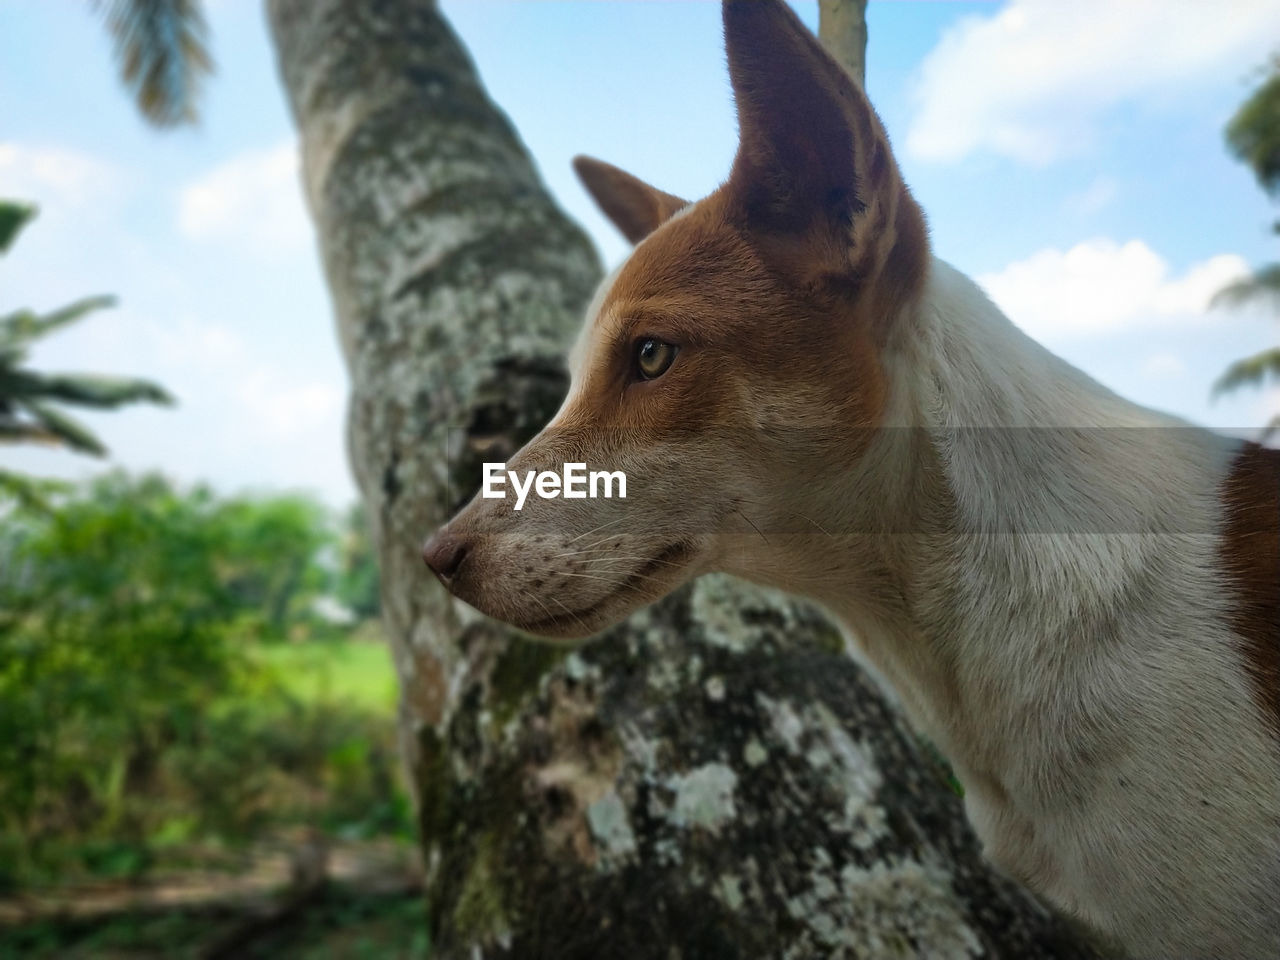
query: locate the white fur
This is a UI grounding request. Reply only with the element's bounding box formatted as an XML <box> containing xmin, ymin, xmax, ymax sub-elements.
<box><xmin>817</xmin><ymin>260</ymin><xmax>1280</xmax><ymax>958</ymax></box>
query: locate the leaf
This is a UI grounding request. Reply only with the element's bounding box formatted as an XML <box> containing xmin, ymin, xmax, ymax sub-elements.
<box><xmin>4</xmin><ymin>368</ymin><xmax>174</xmax><ymax>409</ymax></box>
<box><xmin>1225</xmin><ymin>57</ymin><xmax>1280</xmax><ymax>198</ymax></box>
<box><xmin>1212</xmin><ymin>347</ymin><xmax>1280</xmax><ymax>397</ymax></box>
<box><xmin>0</xmin><ymin>418</ymin><xmax>61</xmax><ymax>445</ymax></box>
<box><xmin>18</xmin><ymin>401</ymin><xmax>109</xmax><ymax>456</ymax></box>
<box><xmin>1210</xmin><ymin>263</ymin><xmax>1280</xmax><ymax>312</ymax></box>
<box><xmin>0</xmin><ymin>201</ymin><xmax>36</xmax><ymax>254</ymax></box>
<box><xmin>0</xmin><ymin>296</ymin><xmax>118</xmax><ymax>351</ymax></box>
<box><xmin>93</xmin><ymin>0</ymin><xmax>215</xmax><ymax>128</ymax></box>
<box><xmin>0</xmin><ymin>343</ymin><xmax>29</xmax><ymax>371</ymax></box>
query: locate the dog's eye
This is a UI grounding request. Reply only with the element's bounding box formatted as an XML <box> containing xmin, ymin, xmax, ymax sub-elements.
<box><xmin>634</xmin><ymin>338</ymin><xmax>678</xmax><ymax>380</ymax></box>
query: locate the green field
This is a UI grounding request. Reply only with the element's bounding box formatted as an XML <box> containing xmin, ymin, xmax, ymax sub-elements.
<box><xmin>255</xmin><ymin>635</ymin><xmax>399</xmax><ymax>713</ymax></box>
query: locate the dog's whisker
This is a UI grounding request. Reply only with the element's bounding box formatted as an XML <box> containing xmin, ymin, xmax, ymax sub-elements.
<box><xmin>527</xmin><ymin>591</ymin><xmax>558</xmax><ymax>624</ymax></box>
<box><xmin>548</xmin><ymin>544</ymin><xmax>634</xmax><ymax>560</ymax></box>
<box><xmin>577</xmin><ymin>552</ymin><xmax>688</xmax><ymax>566</ymax></box>
<box><xmin>564</xmin><ymin>516</ymin><xmax>628</xmax><ymax>545</ymax></box>
<box><xmin>556</xmin><ymin>571</ymin><xmax>631</xmax><ymax>587</ymax></box>
<box><xmin>549</xmin><ymin>595</ymin><xmax>591</xmax><ymax>633</ymax></box>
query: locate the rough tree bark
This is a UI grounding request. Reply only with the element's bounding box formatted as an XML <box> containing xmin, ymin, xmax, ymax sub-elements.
<box><xmin>269</xmin><ymin>2</ymin><xmax>1104</xmax><ymax>957</ymax></box>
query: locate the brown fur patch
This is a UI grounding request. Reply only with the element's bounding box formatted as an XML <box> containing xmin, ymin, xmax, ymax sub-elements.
<box><xmin>1218</xmin><ymin>442</ymin><xmax>1280</xmax><ymax>736</ymax></box>
<box><xmin>557</xmin><ymin>189</ymin><xmax>889</xmax><ymax>454</ymax></box>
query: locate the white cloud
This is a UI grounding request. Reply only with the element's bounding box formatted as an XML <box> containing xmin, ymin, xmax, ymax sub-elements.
<box><xmin>907</xmin><ymin>0</ymin><xmax>1280</xmax><ymax>164</ymax></box>
<box><xmin>178</xmin><ymin>141</ymin><xmax>311</xmax><ymax>255</ymax></box>
<box><xmin>977</xmin><ymin>238</ymin><xmax>1249</xmax><ymax>341</ymax></box>
<box><xmin>0</xmin><ymin>142</ymin><xmax>119</xmax><ymax>212</ymax></box>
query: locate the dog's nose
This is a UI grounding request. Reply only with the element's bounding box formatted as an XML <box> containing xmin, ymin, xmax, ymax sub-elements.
<box><xmin>422</xmin><ymin>530</ymin><xmax>469</xmax><ymax>587</ymax></box>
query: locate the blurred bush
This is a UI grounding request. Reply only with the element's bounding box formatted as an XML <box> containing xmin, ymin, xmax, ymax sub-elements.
<box><xmin>0</xmin><ymin>471</ymin><xmax>403</xmax><ymax>891</ymax></box>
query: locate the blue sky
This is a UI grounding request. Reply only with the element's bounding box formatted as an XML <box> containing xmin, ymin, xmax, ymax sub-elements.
<box><xmin>3</xmin><ymin>0</ymin><xmax>1278</xmax><ymax>507</ymax></box>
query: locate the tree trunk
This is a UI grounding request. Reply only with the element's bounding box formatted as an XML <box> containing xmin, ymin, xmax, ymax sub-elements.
<box><xmin>268</xmin><ymin>2</ymin><xmax>1105</xmax><ymax>957</ymax></box>
<box><xmin>819</xmin><ymin>0</ymin><xmax>869</xmax><ymax>86</ymax></box>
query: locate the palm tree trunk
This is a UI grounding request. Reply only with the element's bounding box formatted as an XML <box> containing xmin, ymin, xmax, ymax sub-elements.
<box><xmin>268</xmin><ymin>1</ymin><xmax>1103</xmax><ymax>957</ymax></box>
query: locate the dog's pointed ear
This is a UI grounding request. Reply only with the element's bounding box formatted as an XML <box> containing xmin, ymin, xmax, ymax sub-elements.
<box><xmin>722</xmin><ymin>0</ymin><xmax>927</xmax><ymax>299</ymax></box>
<box><xmin>573</xmin><ymin>155</ymin><xmax>688</xmax><ymax>245</ymax></box>
<box><xmin>721</xmin><ymin>0</ymin><xmax>872</xmax><ymax>229</ymax></box>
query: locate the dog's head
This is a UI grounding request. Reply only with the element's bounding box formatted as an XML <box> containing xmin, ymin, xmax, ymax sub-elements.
<box><xmin>422</xmin><ymin>0</ymin><xmax>929</xmax><ymax>640</ymax></box>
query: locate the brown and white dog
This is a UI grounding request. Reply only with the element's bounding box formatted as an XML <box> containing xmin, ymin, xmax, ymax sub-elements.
<box><xmin>422</xmin><ymin>2</ymin><xmax>1280</xmax><ymax>955</ymax></box>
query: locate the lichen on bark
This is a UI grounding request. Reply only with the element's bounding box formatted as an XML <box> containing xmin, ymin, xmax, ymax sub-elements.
<box><xmin>269</xmin><ymin>1</ymin><xmax>1108</xmax><ymax>957</ymax></box>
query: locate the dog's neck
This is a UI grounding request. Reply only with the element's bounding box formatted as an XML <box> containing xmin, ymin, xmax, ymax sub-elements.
<box><xmin>747</xmin><ymin>258</ymin><xmax>1235</xmax><ymax>754</ymax></box>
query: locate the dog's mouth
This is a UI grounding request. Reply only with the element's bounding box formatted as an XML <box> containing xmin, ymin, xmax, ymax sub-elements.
<box><xmin>516</xmin><ymin>540</ymin><xmax>694</xmax><ymax>637</ymax></box>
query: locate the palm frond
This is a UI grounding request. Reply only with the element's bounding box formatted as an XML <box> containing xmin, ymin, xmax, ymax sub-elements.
<box><xmin>1212</xmin><ymin>347</ymin><xmax>1280</xmax><ymax>397</ymax></box>
<box><xmin>0</xmin><ymin>296</ymin><xmax>117</xmax><ymax>351</ymax></box>
<box><xmin>12</xmin><ymin>401</ymin><xmax>109</xmax><ymax>456</ymax></box>
<box><xmin>0</xmin><ymin>415</ymin><xmax>88</xmax><ymax>450</ymax></box>
<box><xmin>1226</xmin><ymin>57</ymin><xmax>1280</xmax><ymax>198</ymax></box>
<box><xmin>0</xmin><ymin>201</ymin><xmax>36</xmax><ymax>254</ymax></box>
<box><xmin>93</xmin><ymin>0</ymin><xmax>214</xmax><ymax>128</ymax></box>
<box><xmin>0</xmin><ymin>201</ymin><xmax>173</xmax><ymax>462</ymax></box>
<box><xmin>1210</xmin><ymin>263</ymin><xmax>1280</xmax><ymax>312</ymax></box>
<box><xmin>3</xmin><ymin>369</ymin><xmax>174</xmax><ymax>410</ymax></box>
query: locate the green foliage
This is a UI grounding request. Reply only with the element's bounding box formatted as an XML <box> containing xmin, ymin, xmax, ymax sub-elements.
<box><xmin>92</xmin><ymin>0</ymin><xmax>214</xmax><ymax>128</ymax></box>
<box><xmin>0</xmin><ymin>200</ymin><xmax>35</xmax><ymax>253</ymax></box>
<box><xmin>0</xmin><ymin>201</ymin><xmax>173</xmax><ymax>461</ymax></box>
<box><xmin>1212</xmin><ymin>346</ymin><xmax>1280</xmax><ymax>396</ymax></box>
<box><xmin>1</xmin><ymin>473</ymin><xmax>246</xmax><ymax>858</ymax></box>
<box><xmin>0</xmin><ymin>473</ymin><xmax>404</xmax><ymax>887</ymax></box>
<box><xmin>0</xmin><ymin>471</ymin><xmax>68</xmax><ymax>513</ymax></box>
<box><xmin>214</xmin><ymin>492</ymin><xmax>333</xmax><ymax>636</ymax></box>
<box><xmin>1215</xmin><ymin>55</ymin><xmax>1280</xmax><ymax>424</ymax></box>
<box><xmin>1227</xmin><ymin>56</ymin><xmax>1280</xmax><ymax>198</ymax></box>
<box><xmin>1211</xmin><ymin>262</ymin><xmax>1280</xmax><ymax>313</ymax></box>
